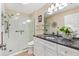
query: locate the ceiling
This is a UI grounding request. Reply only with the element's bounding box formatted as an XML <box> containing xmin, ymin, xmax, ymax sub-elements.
<box><xmin>4</xmin><ymin>3</ymin><xmax>46</xmax><ymax>14</ymax></box>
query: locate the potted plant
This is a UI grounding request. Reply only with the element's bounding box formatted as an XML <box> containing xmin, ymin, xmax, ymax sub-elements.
<box><xmin>58</xmin><ymin>26</ymin><xmax>73</xmax><ymax>40</ymax></box>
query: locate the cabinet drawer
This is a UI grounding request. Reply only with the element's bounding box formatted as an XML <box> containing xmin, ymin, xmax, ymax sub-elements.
<box><xmin>45</xmin><ymin>48</ymin><xmax>57</xmax><ymax>56</ymax></box>
<box><xmin>58</xmin><ymin>45</ymin><xmax>79</xmax><ymax>56</ymax></box>
<box><xmin>34</xmin><ymin>42</ymin><xmax>45</xmax><ymax>56</ymax></box>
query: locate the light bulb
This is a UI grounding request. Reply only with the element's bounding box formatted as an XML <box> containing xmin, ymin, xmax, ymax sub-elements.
<box><xmin>55</xmin><ymin>3</ymin><xmax>60</xmax><ymax>7</ymax></box>
<box><xmin>59</xmin><ymin>6</ymin><xmax>64</xmax><ymax>10</ymax></box>
<box><xmin>51</xmin><ymin>4</ymin><xmax>54</xmax><ymax>9</ymax></box>
<box><xmin>54</xmin><ymin>8</ymin><xmax>57</xmax><ymax>12</ymax></box>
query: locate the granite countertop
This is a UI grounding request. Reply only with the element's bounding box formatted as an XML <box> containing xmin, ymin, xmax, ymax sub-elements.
<box><xmin>34</xmin><ymin>34</ymin><xmax>79</xmax><ymax>50</ymax></box>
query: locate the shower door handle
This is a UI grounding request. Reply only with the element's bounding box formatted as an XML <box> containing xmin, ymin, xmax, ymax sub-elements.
<box><xmin>0</xmin><ymin>32</ymin><xmax>3</xmax><ymax>48</ymax></box>
<box><xmin>0</xmin><ymin>32</ymin><xmax>3</xmax><ymax>49</ymax></box>
<box><xmin>0</xmin><ymin>32</ymin><xmax>6</xmax><ymax>50</ymax></box>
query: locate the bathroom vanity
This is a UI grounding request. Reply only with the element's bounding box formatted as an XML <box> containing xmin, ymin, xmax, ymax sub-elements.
<box><xmin>34</xmin><ymin>35</ymin><xmax>79</xmax><ymax>56</ymax></box>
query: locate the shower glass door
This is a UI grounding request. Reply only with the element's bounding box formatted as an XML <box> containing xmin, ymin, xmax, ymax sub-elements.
<box><xmin>2</xmin><ymin>16</ymin><xmax>34</xmax><ymax>56</ymax></box>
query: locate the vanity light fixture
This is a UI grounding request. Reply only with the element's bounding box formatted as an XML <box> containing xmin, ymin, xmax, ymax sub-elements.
<box><xmin>58</xmin><ymin>6</ymin><xmax>64</xmax><ymax>10</ymax></box>
<box><xmin>55</xmin><ymin>3</ymin><xmax>60</xmax><ymax>8</ymax></box>
<box><xmin>51</xmin><ymin>4</ymin><xmax>55</xmax><ymax>10</ymax></box>
<box><xmin>47</xmin><ymin>10</ymin><xmax>53</xmax><ymax>15</ymax></box>
<box><xmin>62</xmin><ymin>3</ymin><xmax>68</xmax><ymax>7</ymax></box>
<box><xmin>47</xmin><ymin>3</ymin><xmax>69</xmax><ymax>15</ymax></box>
<box><xmin>47</xmin><ymin>7</ymin><xmax>53</xmax><ymax>15</ymax></box>
<box><xmin>54</xmin><ymin>8</ymin><xmax>58</xmax><ymax>12</ymax></box>
<box><xmin>47</xmin><ymin>12</ymin><xmax>53</xmax><ymax>15</ymax></box>
<box><xmin>58</xmin><ymin>3</ymin><xmax>68</xmax><ymax>10</ymax></box>
<box><xmin>47</xmin><ymin>7</ymin><xmax>52</xmax><ymax>13</ymax></box>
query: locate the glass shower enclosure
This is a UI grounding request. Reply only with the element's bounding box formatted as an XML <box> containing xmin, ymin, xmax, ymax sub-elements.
<box><xmin>0</xmin><ymin>3</ymin><xmax>35</xmax><ymax>56</ymax></box>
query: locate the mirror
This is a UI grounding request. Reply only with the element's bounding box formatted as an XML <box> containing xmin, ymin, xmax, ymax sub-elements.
<box><xmin>52</xmin><ymin>22</ymin><xmax>57</xmax><ymax>28</ymax></box>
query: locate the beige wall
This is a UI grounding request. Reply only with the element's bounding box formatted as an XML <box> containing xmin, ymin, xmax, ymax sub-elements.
<box><xmin>47</xmin><ymin>6</ymin><xmax>79</xmax><ymax>34</ymax></box>
<box><xmin>32</xmin><ymin>4</ymin><xmax>51</xmax><ymax>35</ymax></box>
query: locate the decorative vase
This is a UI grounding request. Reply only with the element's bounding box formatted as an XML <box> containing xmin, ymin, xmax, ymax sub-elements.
<box><xmin>62</xmin><ymin>33</ymin><xmax>73</xmax><ymax>40</ymax></box>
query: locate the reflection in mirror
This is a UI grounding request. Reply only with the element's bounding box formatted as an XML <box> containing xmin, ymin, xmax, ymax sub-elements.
<box><xmin>52</xmin><ymin>22</ymin><xmax>57</xmax><ymax>28</ymax></box>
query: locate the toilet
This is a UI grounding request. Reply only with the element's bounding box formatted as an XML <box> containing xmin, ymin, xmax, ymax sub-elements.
<box><xmin>27</xmin><ymin>40</ymin><xmax>34</xmax><ymax>55</ymax></box>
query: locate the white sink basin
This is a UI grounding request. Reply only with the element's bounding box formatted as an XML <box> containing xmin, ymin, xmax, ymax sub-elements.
<box><xmin>45</xmin><ymin>37</ymin><xmax>55</xmax><ymax>40</ymax></box>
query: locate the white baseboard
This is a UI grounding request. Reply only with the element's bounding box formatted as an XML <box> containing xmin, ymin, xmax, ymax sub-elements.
<box><xmin>8</xmin><ymin>49</ymin><xmax>28</xmax><ymax>56</ymax></box>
